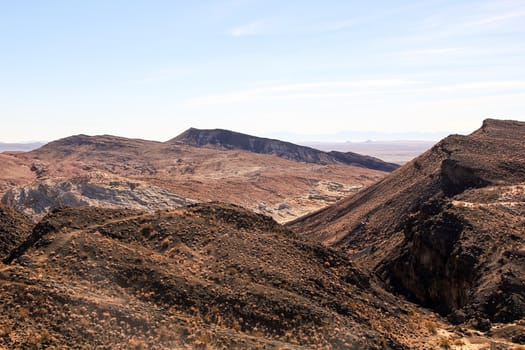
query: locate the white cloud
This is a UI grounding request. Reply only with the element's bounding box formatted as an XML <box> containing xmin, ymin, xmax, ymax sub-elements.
<box><xmin>186</xmin><ymin>79</ymin><xmax>525</xmax><ymax>106</ymax></box>
<box><xmin>464</xmin><ymin>10</ymin><xmax>525</xmax><ymax>27</ymax></box>
<box><xmin>229</xmin><ymin>20</ymin><xmax>267</xmax><ymax>37</ymax></box>
<box><xmin>186</xmin><ymin>79</ymin><xmax>418</xmax><ymax>105</ymax></box>
<box><xmin>433</xmin><ymin>81</ymin><xmax>525</xmax><ymax>92</ymax></box>
<box><xmin>388</xmin><ymin>46</ymin><xmax>525</xmax><ymax>60</ymax></box>
<box><xmin>407</xmin><ymin>1</ymin><xmax>525</xmax><ymax>43</ymax></box>
<box><xmin>400</xmin><ymin>47</ymin><xmax>463</xmax><ymax>55</ymax></box>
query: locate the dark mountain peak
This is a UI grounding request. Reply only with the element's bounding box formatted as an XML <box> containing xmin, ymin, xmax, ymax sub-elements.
<box><xmin>171</xmin><ymin>127</ymin><xmax>399</xmax><ymax>172</ymax></box>
<box><xmin>171</xmin><ymin>127</ymin><xmax>289</xmax><ymax>149</ymax></box>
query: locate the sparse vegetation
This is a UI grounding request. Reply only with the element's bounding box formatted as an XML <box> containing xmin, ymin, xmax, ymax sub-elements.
<box><xmin>1</xmin><ymin>120</ymin><xmax>524</xmax><ymax>349</ymax></box>
<box><xmin>439</xmin><ymin>337</ymin><xmax>452</xmax><ymax>349</ymax></box>
<box><xmin>0</xmin><ymin>203</ymin><xmax>475</xmax><ymax>349</ymax></box>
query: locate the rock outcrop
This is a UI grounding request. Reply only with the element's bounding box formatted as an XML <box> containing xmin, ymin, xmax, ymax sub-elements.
<box><xmin>2</xmin><ymin>174</ymin><xmax>196</xmax><ymax>220</ymax></box>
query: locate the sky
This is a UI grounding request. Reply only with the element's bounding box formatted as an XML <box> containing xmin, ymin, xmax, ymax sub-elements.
<box><xmin>1</xmin><ymin>0</ymin><xmax>524</xmax><ymax>142</ymax></box>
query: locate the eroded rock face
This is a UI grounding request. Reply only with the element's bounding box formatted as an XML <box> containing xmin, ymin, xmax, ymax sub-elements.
<box><xmin>1</xmin><ymin>174</ymin><xmax>196</xmax><ymax>220</ymax></box>
<box><xmin>378</xmin><ymin>131</ymin><xmax>525</xmax><ymax>326</ymax></box>
<box><xmin>380</xmin><ymin>188</ymin><xmax>525</xmax><ymax>326</ymax></box>
<box><xmin>440</xmin><ymin>158</ymin><xmax>492</xmax><ymax>196</ymax></box>
<box><xmin>378</xmin><ymin>202</ymin><xmax>469</xmax><ymax>314</ymax></box>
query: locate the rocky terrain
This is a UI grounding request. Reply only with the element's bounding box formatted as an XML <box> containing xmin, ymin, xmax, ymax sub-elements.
<box><xmin>172</xmin><ymin>128</ymin><xmax>399</xmax><ymax>172</ymax></box>
<box><xmin>0</xmin><ymin>153</ymin><xmax>34</xmax><ymax>196</ymax></box>
<box><xmin>0</xmin><ymin>132</ymin><xmax>387</xmax><ymax>222</ymax></box>
<box><xmin>1</xmin><ymin>120</ymin><xmax>524</xmax><ymax>349</ymax></box>
<box><xmin>0</xmin><ymin>205</ymin><xmax>33</xmax><ymax>261</ymax></box>
<box><xmin>289</xmin><ymin>119</ymin><xmax>525</xmax><ymax>339</ymax></box>
<box><xmin>1</xmin><ymin>203</ymin><xmax>515</xmax><ymax>349</ymax></box>
<box><xmin>2</xmin><ymin>173</ymin><xmax>195</xmax><ymax>220</ymax></box>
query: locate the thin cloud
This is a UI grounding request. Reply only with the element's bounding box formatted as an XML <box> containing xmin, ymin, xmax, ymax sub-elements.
<box><xmin>388</xmin><ymin>46</ymin><xmax>525</xmax><ymax>59</ymax></box>
<box><xmin>435</xmin><ymin>81</ymin><xmax>525</xmax><ymax>91</ymax></box>
<box><xmin>229</xmin><ymin>19</ymin><xmax>267</xmax><ymax>37</ymax></box>
<box><xmin>187</xmin><ymin>79</ymin><xmax>418</xmax><ymax>105</ymax></box>
<box><xmin>186</xmin><ymin>79</ymin><xmax>525</xmax><ymax>105</ymax></box>
<box><xmin>391</xmin><ymin>47</ymin><xmax>464</xmax><ymax>57</ymax></box>
<box><xmin>312</xmin><ymin>18</ymin><xmax>361</xmax><ymax>32</ymax></box>
<box><xmin>406</xmin><ymin>2</ymin><xmax>525</xmax><ymax>43</ymax></box>
<box><xmin>464</xmin><ymin>10</ymin><xmax>525</xmax><ymax>27</ymax></box>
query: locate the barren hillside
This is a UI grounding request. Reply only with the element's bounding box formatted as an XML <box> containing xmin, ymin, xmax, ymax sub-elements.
<box><xmin>0</xmin><ymin>204</ymin><xmax>512</xmax><ymax>349</ymax></box>
<box><xmin>289</xmin><ymin>119</ymin><xmax>525</xmax><ymax>332</ymax></box>
<box><xmin>1</xmin><ymin>132</ymin><xmax>387</xmax><ymax>222</ymax></box>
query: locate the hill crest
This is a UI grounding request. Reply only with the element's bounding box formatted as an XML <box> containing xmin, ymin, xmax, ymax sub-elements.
<box><xmin>171</xmin><ymin>128</ymin><xmax>400</xmax><ymax>172</ymax></box>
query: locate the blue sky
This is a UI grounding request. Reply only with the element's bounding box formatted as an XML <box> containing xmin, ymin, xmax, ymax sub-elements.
<box><xmin>1</xmin><ymin>0</ymin><xmax>524</xmax><ymax>142</ymax></box>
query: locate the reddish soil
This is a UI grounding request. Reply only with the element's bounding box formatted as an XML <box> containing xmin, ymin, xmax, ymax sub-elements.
<box><xmin>2</xmin><ymin>133</ymin><xmax>386</xmax><ymax>222</ymax></box>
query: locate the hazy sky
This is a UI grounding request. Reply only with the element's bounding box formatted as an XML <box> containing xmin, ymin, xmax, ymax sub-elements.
<box><xmin>1</xmin><ymin>0</ymin><xmax>524</xmax><ymax>142</ymax></box>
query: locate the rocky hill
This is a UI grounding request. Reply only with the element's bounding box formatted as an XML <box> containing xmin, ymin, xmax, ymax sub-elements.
<box><xmin>2</xmin><ymin>133</ymin><xmax>386</xmax><ymax>223</ymax></box>
<box><xmin>1</xmin><ymin>203</ymin><xmax>513</xmax><ymax>349</ymax></box>
<box><xmin>289</xmin><ymin>119</ymin><xmax>525</xmax><ymax>333</ymax></box>
<box><xmin>171</xmin><ymin>128</ymin><xmax>399</xmax><ymax>172</ymax></box>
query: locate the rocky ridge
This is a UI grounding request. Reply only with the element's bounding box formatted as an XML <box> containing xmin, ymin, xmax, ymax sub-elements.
<box><xmin>171</xmin><ymin>128</ymin><xmax>399</xmax><ymax>172</ymax></box>
<box><xmin>289</xmin><ymin>119</ymin><xmax>525</xmax><ymax>333</ymax></box>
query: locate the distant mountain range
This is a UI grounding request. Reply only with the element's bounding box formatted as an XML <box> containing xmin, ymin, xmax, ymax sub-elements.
<box><xmin>267</xmin><ymin>130</ymin><xmax>450</xmax><ymax>143</ymax></box>
<box><xmin>301</xmin><ymin>140</ymin><xmax>436</xmax><ymax>164</ymax></box>
<box><xmin>0</xmin><ymin>142</ymin><xmax>44</xmax><ymax>152</ymax></box>
<box><xmin>172</xmin><ymin>128</ymin><xmax>399</xmax><ymax>172</ymax></box>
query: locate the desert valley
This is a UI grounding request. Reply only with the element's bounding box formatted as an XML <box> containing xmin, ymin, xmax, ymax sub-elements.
<box><xmin>3</xmin><ymin>0</ymin><xmax>525</xmax><ymax>347</ymax></box>
<box><xmin>0</xmin><ymin>119</ymin><xmax>524</xmax><ymax>349</ymax></box>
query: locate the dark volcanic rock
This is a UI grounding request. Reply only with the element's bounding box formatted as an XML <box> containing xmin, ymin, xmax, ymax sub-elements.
<box><xmin>171</xmin><ymin>128</ymin><xmax>399</xmax><ymax>171</ymax></box>
<box><xmin>290</xmin><ymin>119</ymin><xmax>525</xmax><ymax>325</ymax></box>
<box><xmin>0</xmin><ymin>203</ymin><xmax>448</xmax><ymax>349</ymax></box>
<box><xmin>0</xmin><ymin>205</ymin><xmax>33</xmax><ymax>261</ymax></box>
